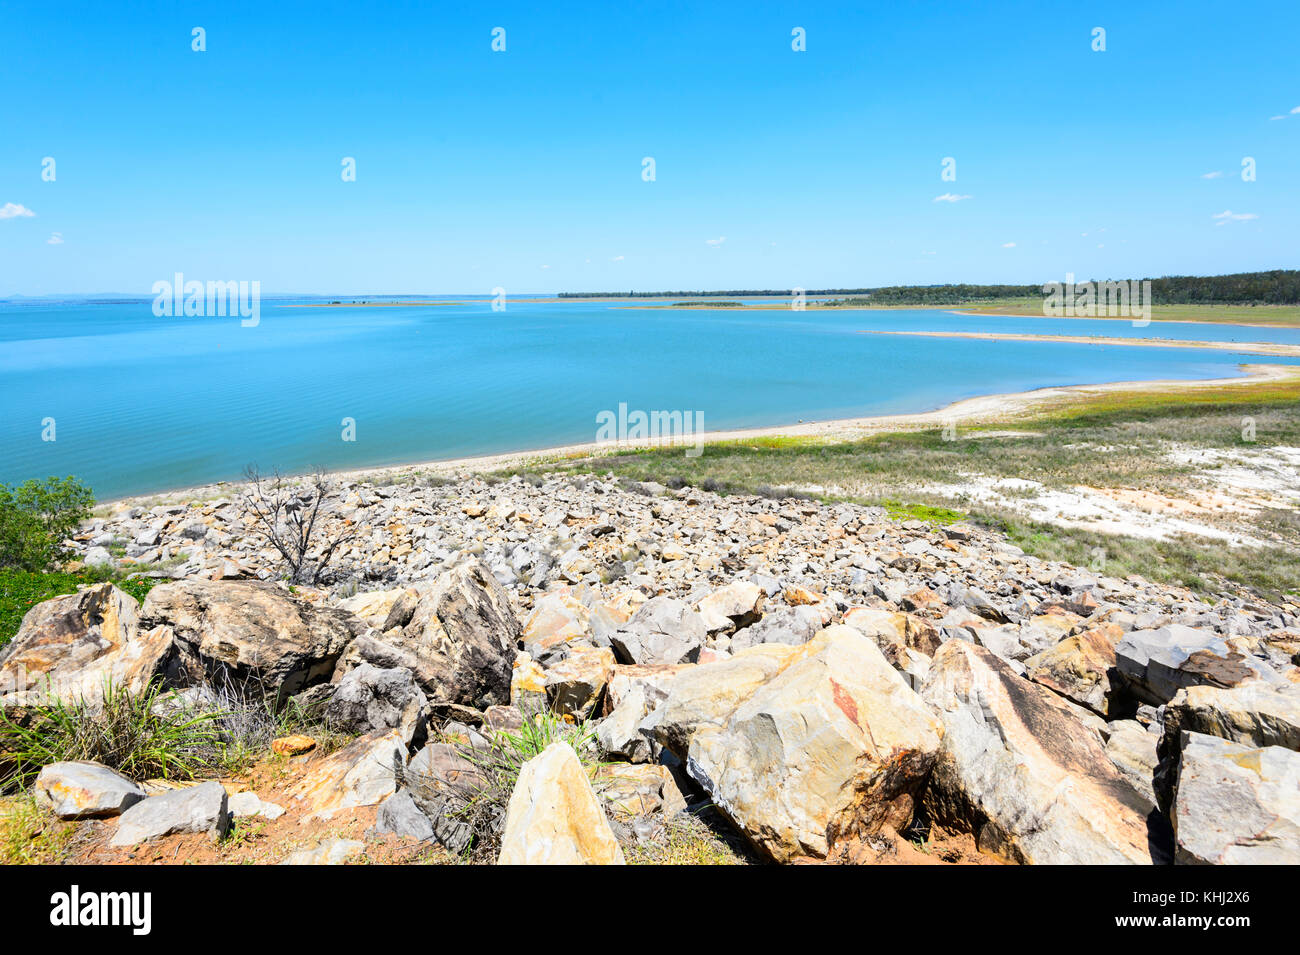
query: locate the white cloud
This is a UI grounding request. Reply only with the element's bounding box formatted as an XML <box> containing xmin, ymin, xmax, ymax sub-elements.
<box><xmin>539</xmin><ymin>264</ymin><xmax>549</xmax><ymax>269</ymax></box>
<box><xmin>47</xmin><ymin>232</ymin><xmax>63</xmax><ymax>245</ymax></box>
<box><xmin>1212</xmin><ymin>210</ymin><xmax>1258</xmax><ymax>226</ymax></box>
<box><xmin>0</xmin><ymin>202</ymin><xmax>36</xmax><ymax>219</ymax></box>
<box><xmin>1271</xmin><ymin>115</ymin><xmax>1287</xmax><ymax>121</ymax></box>
<box><xmin>1201</xmin><ymin>170</ymin><xmax>1224</xmax><ymax>179</ymax></box>
<box><xmin>610</xmin><ymin>255</ymin><xmax>624</xmax><ymax>261</ymax></box>
<box><xmin>1292</xmin><ymin>106</ymin><xmax>1300</xmax><ymax>113</ymax></box>
<box><xmin>933</xmin><ymin>193</ymin><xmax>972</xmax><ymax>203</ymax></box>
<box><xmin>1001</xmin><ymin>241</ymin><xmax>1016</xmax><ymax>248</ymax></box>
<box><xmin>921</xmin><ymin>250</ymin><xmax>936</xmax><ymax>255</ymax></box>
<box><xmin>705</xmin><ymin>236</ymin><xmax>726</xmax><ymax>247</ymax></box>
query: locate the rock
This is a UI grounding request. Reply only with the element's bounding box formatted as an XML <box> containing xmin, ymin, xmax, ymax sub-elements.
<box><xmin>610</xmin><ymin>597</ymin><xmax>706</xmax><ymax>666</ymax></box>
<box><xmin>510</xmin><ymin>652</ymin><xmax>548</xmax><ymax>715</ymax></box>
<box><xmin>1024</xmin><ymin>624</ymin><xmax>1124</xmax><ymax>717</ymax></box>
<box><xmin>544</xmin><ymin>645</ymin><xmax>615</xmax><ymax>718</ymax></box>
<box><xmin>325</xmin><ymin>663</ymin><xmax>429</xmax><ymax>745</ymax></box>
<box><xmin>1170</xmin><ymin>732</ymin><xmax>1300</xmax><ymax>864</ymax></box>
<box><xmin>1115</xmin><ymin>625</ymin><xmax>1265</xmax><ymax>706</ymax></box>
<box><xmin>227</xmin><ymin>791</ymin><xmax>286</xmax><ymax>820</ymax></box>
<box><xmin>286</xmin><ymin>729</ymin><xmax>406</xmax><ymax>818</ymax></box>
<box><xmin>404</xmin><ymin>742</ymin><xmax>487</xmax><ymax>854</ymax></box>
<box><xmin>594</xmin><ymin>762</ymin><xmax>687</xmax><ymax>818</ymax></box>
<box><xmin>921</xmin><ymin>640</ymin><xmax>1160</xmax><ymax>864</ymax></box>
<box><xmin>596</xmin><ymin>684</ymin><xmax>655</xmax><ymax>762</ymax></box>
<box><xmin>34</xmin><ymin>761</ymin><xmax>145</xmax><ymax>820</ymax></box>
<box><xmin>368</xmin><ymin>790</ymin><xmax>434</xmax><ymax>842</ymax></box>
<box><xmin>139</xmin><ymin>579</ymin><xmax>360</xmax><ymax>700</ymax></box>
<box><xmin>1162</xmin><ymin>682</ymin><xmax>1300</xmax><ymax>752</ymax></box>
<box><xmin>693</xmin><ymin>582</ymin><xmax>762</xmax><ymax>633</ymax></box>
<box><xmin>521</xmin><ymin>591</ymin><xmax>591</xmax><ymax>661</ymax></box>
<box><xmin>281</xmin><ymin>837</ymin><xmax>365</xmax><ymax>865</ymax></box>
<box><xmin>841</xmin><ymin>606</ymin><xmax>941</xmax><ymax>656</ymax></box>
<box><xmin>484</xmin><ymin>703</ymin><xmax>525</xmax><ymax>734</ymax></box>
<box><xmin>271</xmin><ymin>734</ymin><xmax>317</xmax><ymax>756</ymax></box>
<box><xmin>0</xmin><ymin>583</ymin><xmax>180</xmax><ymax>710</ymax></box>
<box><xmin>497</xmin><ymin>742</ymin><xmax>625</xmax><ymax>865</ymax></box>
<box><xmin>645</xmin><ymin>643</ymin><xmax>808</xmax><ymax>759</ymax></box>
<box><xmin>730</xmin><ymin>605</ymin><xmax>827</xmax><ymax>651</ymax></box>
<box><xmin>783</xmin><ymin>585</ymin><xmax>825</xmax><ymax>607</ymax></box>
<box><xmin>1103</xmin><ymin>721</ymin><xmax>1160</xmax><ymax>810</ymax></box>
<box><xmin>336</xmin><ymin>588</ymin><xmax>412</xmax><ymax>628</ymax></box>
<box><xmin>685</xmin><ymin>626</ymin><xmax>942</xmax><ymax>862</ymax></box>
<box><xmin>347</xmin><ymin>561</ymin><xmax>519</xmax><ymax>709</ymax></box>
<box><xmin>110</xmin><ymin>780</ymin><xmax>230</xmax><ymax>846</ymax></box>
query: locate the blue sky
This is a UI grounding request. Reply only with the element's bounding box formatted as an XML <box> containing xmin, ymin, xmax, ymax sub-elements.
<box><xmin>1</xmin><ymin>0</ymin><xmax>1296</xmax><ymax>295</ymax></box>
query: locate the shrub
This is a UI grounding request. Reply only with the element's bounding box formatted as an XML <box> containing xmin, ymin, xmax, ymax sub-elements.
<box><xmin>0</xmin><ymin>679</ymin><xmax>222</xmax><ymax>789</ymax></box>
<box><xmin>0</xmin><ymin>476</ymin><xmax>94</xmax><ymax>572</ymax></box>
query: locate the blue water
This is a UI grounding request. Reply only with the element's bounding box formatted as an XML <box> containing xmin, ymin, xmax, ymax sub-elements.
<box><xmin>3</xmin><ymin>298</ymin><xmax>1298</xmax><ymax>501</ymax></box>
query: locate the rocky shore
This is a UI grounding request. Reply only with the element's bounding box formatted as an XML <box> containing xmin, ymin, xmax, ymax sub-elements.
<box><xmin>4</xmin><ymin>472</ymin><xmax>1299</xmax><ymax>864</ymax></box>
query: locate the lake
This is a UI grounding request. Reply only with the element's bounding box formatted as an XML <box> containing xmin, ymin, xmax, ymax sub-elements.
<box><xmin>3</xmin><ymin>298</ymin><xmax>1299</xmax><ymax>500</ymax></box>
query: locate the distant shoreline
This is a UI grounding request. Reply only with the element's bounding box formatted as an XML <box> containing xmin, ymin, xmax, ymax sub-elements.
<box><xmin>859</xmin><ymin>330</ymin><xmax>1300</xmax><ymax>356</ymax></box>
<box><xmin>102</xmin><ymin>362</ymin><xmax>1300</xmax><ymax>506</ymax></box>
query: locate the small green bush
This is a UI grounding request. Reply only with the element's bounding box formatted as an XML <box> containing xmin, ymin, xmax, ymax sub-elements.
<box><xmin>0</xmin><ymin>476</ymin><xmax>94</xmax><ymax>572</ymax></box>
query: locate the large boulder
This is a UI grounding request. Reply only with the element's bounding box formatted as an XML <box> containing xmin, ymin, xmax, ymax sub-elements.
<box><xmin>140</xmin><ymin>579</ymin><xmax>361</xmax><ymax>700</ymax></box>
<box><xmin>404</xmin><ymin>741</ymin><xmax>489</xmax><ymax>854</ymax></box>
<box><xmin>921</xmin><ymin>640</ymin><xmax>1161</xmax><ymax>864</ymax></box>
<box><xmin>325</xmin><ymin>663</ymin><xmax>429</xmax><ymax>745</ymax></box>
<box><xmin>841</xmin><ymin>606</ymin><xmax>941</xmax><ymax>657</ymax></box>
<box><xmin>1024</xmin><ymin>624</ymin><xmax>1124</xmax><ymax>717</ymax></box>
<box><xmin>1162</xmin><ymin>683</ymin><xmax>1300</xmax><ymax>753</ymax></box>
<box><xmin>609</xmin><ymin>597</ymin><xmax>706</xmax><ymax>666</ymax></box>
<box><xmin>339</xmin><ymin>561</ymin><xmax>518</xmax><ymax>709</ymax></box>
<box><xmin>0</xmin><ymin>584</ymin><xmax>181</xmax><ymax>710</ymax></box>
<box><xmin>1170</xmin><ymin>732</ymin><xmax>1300</xmax><ymax>864</ymax></box>
<box><xmin>645</xmin><ymin>643</ymin><xmax>808</xmax><ymax>759</ymax></box>
<box><xmin>684</xmin><ymin>626</ymin><xmax>943</xmax><ymax>862</ymax></box>
<box><xmin>1114</xmin><ymin>625</ymin><xmax>1272</xmax><ymax>706</ymax></box>
<box><xmin>34</xmin><ymin>760</ymin><xmax>146</xmax><ymax>820</ymax></box>
<box><xmin>497</xmin><ymin>742</ymin><xmax>625</xmax><ymax>865</ymax></box>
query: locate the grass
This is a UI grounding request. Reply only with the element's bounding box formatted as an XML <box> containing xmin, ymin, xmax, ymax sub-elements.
<box><xmin>0</xmin><ymin>566</ymin><xmax>160</xmax><ymax>649</ymax></box>
<box><xmin>0</xmin><ymin>680</ymin><xmax>223</xmax><ymax>789</ymax></box>
<box><xmin>624</xmin><ymin>808</ymin><xmax>753</xmax><ymax>865</ymax></box>
<box><xmin>494</xmin><ymin>377</ymin><xmax>1300</xmax><ymax>598</ymax></box>
<box><xmin>0</xmin><ymin>793</ymin><xmax>76</xmax><ymax>864</ymax></box>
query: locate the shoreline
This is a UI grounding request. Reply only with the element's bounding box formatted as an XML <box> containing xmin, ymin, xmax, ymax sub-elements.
<box><xmin>103</xmin><ymin>362</ymin><xmax>1300</xmax><ymax>507</ymax></box>
<box><xmin>613</xmin><ymin>302</ymin><xmax>1300</xmax><ymax>329</ymax></box>
<box><xmin>859</xmin><ymin>330</ymin><xmax>1300</xmax><ymax>357</ymax></box>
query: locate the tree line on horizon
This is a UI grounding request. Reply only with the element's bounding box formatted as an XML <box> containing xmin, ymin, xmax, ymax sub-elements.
<box><xmin>556</xmin><ymin>270</ymin><xmax>1300</xmax><ymax>305</ymax></box>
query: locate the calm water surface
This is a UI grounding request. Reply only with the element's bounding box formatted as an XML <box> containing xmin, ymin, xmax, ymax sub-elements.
<box><xmin>3</xmin><ymin>298</ymin><xmax>1298</xmax><ymax>500</ymax></box>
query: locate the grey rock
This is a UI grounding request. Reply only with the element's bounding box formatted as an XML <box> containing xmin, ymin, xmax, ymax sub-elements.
<box><xmin>1171</xmin><ymin>732</ymin><xmax>1300</xmax><ymax>864</ymax></box>
<box><xmin>368</xmin><ymin>790</ymin><xmax>434</xmax><ymax>842</ymax></box>
<box><xmin>609</xmin><ymin>596</ymin><xmax>706</xmax><ymax>665</ymax></box>
<box><xmin>110</xmin><ymin>780</ymin><xmax>230</xmax><ymax>846</ymax></box>
<box><xmin>34</xmin><ymin>761</ymin><xmax>145</xmax><ymax>820</ymax></box>
<box><xmin>326</xmin><ymin>663</ymin><xmax>429</xmax><ymax>745</ymax></box>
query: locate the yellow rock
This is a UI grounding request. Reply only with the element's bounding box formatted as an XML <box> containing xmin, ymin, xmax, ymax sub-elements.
<box><xmin>498</xmin><ymin>742</ymin><xmax>625</xmax><ymax>865</ymax></box>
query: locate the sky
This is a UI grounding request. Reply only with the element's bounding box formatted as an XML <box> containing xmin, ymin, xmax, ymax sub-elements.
<box><xmin>1</xmin><ymin>0</ymin><xmax>1296</xmax><ymax>296</ymax></box>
